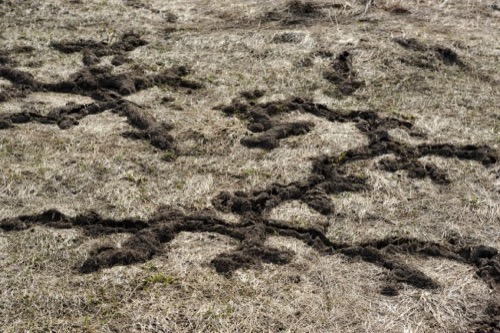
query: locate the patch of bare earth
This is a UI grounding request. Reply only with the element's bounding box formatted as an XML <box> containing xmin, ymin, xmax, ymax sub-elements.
<box><xmin>0</xmin><ymin>0</ymin><xmax>499</xmax><ymax>332</ymax></box>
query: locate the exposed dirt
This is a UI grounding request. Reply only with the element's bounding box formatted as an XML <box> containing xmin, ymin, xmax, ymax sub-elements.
<box><xmin>323</xmin><ymin>51</ymin><xmax>366</xmax><ymax>96</ymax></box>
<box><xmin>473</xmin><ymin>300</ymin><xmax>500</xmax><ymax>333</ymax></box>
<box><xmin>14</xmin><ymin>166</ymin><xmax>493</xmax><ymax>301</ymax></box>
<box><xmin>0</xmin><ymin>93</ymin><xmax>176</xmax><ymax>150</ymax></box>
<box><xmin>0</xmin><ymin>0</ymin><xmax>498</xmax><ymax>332</ymax></box>
<box><xmin>382</xmin><ymin>4</ymin><xmax>411</xmax><ymax>15</ymax></box>
<box><xmin>1</xmin><ymin>94</ymin><xmax>497</xmax><ymax>333</ymax></box>
<box><xmin>240</xmin><ymin>89</ymin><xmax>266</xmax><ymax>100</ymax></box>
<box><xmin>217</xmin><ymin>95</ymin><xmax>496</xmax><ymax>161</ymax></box>
<box><xmin>1</xmin><ymin>39</ymin><xmax>472</xmax><ymax>289</ymax></box>
<box><xmin>212</xmin><ymin>161</ymin><xmax>366</xmax><ymax>215</ymax></box>
<box><xmin>263</xmin><ymin>0</ymin><xmax>345</xmax><ymax>26</ymax></box>
<box><xmin>393</xmin><ymin>37</ymin><xmax>428</xmax><ymax>52</ymax></box>
<box><xmin>394</xmin><ymin>37</ymin><xmax>466</xmax><ymax>69</ymax></box>
<box><xmin>378</xmin><ymin>157</ymin><xmax>451</xmax><ymax>184</ymax></box>
<box><xmin>50</xmin><ymin>32</ymin><xmax>147</xmax><ymax>63</ymax></box>
<box><xmin>1</xmin><ymin>208</ymin><xmax>498</xmax><ymax>295</ymax></box>
<box><xmin>111</xmin><ymin>54</ymin><xmax>130</xmax><ymax>67</ymax></box>
<box><xmin>380</xmin><ymin>284</ymin><xmax>399</xmax><ymax>296</ymax></box>
<box><xmin>0</xmin><ymin>51</ymin><xmax>10</xmax><ymax>65</ymax></box>
<box><xmin>215</xmin><ymin>94</ymin><xmax>497</xmax><ymax>216</ymax></box>
<box><xmin>0</xmin><ymin>34</ymin><xmax>203</xmax><ymax>151</ymax></box>
<box><xmin>212</xmin><ymin>141</ymin><xmax>496</xmax><ymax>216</ymax></box>
<box><xmin>216</xmin><ymin>96</ymin><xmax>413</xmax><ymax>150</ymax></box>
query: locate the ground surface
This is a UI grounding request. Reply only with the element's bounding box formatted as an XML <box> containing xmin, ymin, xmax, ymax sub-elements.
<box><xmin>0</xmin><ymin>0</ymin><xmax>499</xmax><ymax>332</ymax></box>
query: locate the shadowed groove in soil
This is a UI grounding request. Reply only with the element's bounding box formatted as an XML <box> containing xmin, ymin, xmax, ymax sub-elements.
<box><xmin>0</xmin><ymin>33</ymin><xmax>203</xmax><ymax>151</ymax></box>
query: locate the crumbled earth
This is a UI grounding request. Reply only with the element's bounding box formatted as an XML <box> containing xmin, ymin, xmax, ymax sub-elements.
<box><xmin>1</xmin><ymin>0</ymin><xmax>499</xmax><ymax>332</ymax></box>
<box><xmin>263</xmin><ymin>0</ymin><xmax>346</xmax><ymax>26</ymax></box>
<box><xmin>1</xmin><ymin>208</ymin><xmax>499</xmax><ymax>294</ymax></box>
<box><xmin>323</xmin><ymin>51</ymin><xmax>366</xmax><ymax>96</ymax></box>
<box><xmin>0</xmin><ymin>33</ymin><xmax>203</xmax><ymax>151</ymax></box>
<box><xmin>394</xmin><ymin>37</ymin><xmax>466</xmax><ymax>69</ymax></box>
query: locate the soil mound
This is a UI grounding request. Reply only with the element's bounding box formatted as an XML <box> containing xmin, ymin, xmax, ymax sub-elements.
<box><xmin>2</xmin><ymin>208</ymin><xmax>499</xmax><ymax>296</ymax></box>
<box><xmin>0</xmin><ymin>34</ymin><xmax>203</xmax><ymax>152</ymax></box>
<box><xmin>323</xmin><ymin>51</ymin><xmax>365</xmax><ymax>96</ymax></box>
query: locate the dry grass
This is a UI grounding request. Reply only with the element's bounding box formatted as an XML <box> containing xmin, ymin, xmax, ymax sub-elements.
<box><xmin>0</xmin><ymin>0</ymin><xmax>499</xmax><ymax>332</ymax></box>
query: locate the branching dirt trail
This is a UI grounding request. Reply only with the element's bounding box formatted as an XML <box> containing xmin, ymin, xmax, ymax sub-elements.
<box><xmin>0</xmin><ymin>0</ymin><xmax>499</xmax><ymax>332</ymax></box>
<box><xmin>0</xmin><ymin>33</ymin><xmax>202</xmax><ymax>151</ymax></box>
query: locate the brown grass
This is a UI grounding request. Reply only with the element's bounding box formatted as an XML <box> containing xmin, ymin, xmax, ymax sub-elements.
<box><xmin>0</xmin><ymin>0</ymin><xmax>499</xmax><ymax>332</ymax></box>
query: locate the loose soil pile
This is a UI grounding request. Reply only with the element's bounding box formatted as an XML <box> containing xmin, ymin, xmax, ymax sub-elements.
<box><xmin>1</xmin><ymin>208</ymin><xmax>498</xmax><ymax>295</ymax></box>
<box><xmin>0</xmin><ymin>33</ymin><xmax>203</xmax><ymax>152</ymax></box>
<box><xmin>0</xmin><ymin>3</ymin><xmax>499</xmax><ymax>331</ymax></box>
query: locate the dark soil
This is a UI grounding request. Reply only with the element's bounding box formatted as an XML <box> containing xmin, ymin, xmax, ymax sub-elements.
<box><xmin>394</xmin><ymin>37</ymin><xmax>428</xmax><ymax>52</ymax></box>
<box><xmin>0</xmin><ymin>95</ymin><xmax>176</xmax><ymax>151</ymax></box>
<box><xmin>82</xmin><ymin>49</ymin><xmax>100</xmax><ymax>66</ymax></box>
<box><xmin>0</xmin><ymin>46</ymin><xmax>35</xmax><ymax>66</ymax></box>
<box><xmin>10</xmin><ymin>45</ymin><xmax>36</xmax><ymax>54</ymax></box>
<box><xmin>212</xmin><ymin>164</ymin><xmax>366</xmax><ymax>215</ymax></box>
<box><xmin>394</xmin><ymin>37</ymin><xmax>466</xmax><ymax>68</ymax></box>
<box><xmin>384</xmin><ymin>6</ymin><xmax>411</xmax><ymax>15</ymax></box>
<box><xmin>1</xmin><ymin>208</ymin><xmax>499</xmax><ymax>294</ymax></box>
<box><xmin>474</xmin><ymin>301</ymin><xmax>500</xmax><ymax>333</ymax></box>
<box><xmin>240</xmin><ymin>89</ymin><xmax>266</xmax><ymax>100</ymax></box>
<box><xmin>215</xmin><ymin>94</ymin><xmax>497</xmax><ymax>216</ymax></box>
<box><xmin>0</xmin><ymin>33</ymin><xmax>203</xmax><ymax>151</ymax></box>
<box><xmin>378</xmin><ymin>157</ymin><xmax>451</xmax><ymax>184</ymax></box>
<box><xmin>295</xmin><ymin>56</ymin><xmax>314</xmax><ymax>68</ymax></box>
<box><xmin>0</xmin><ymin>25</ymin><xmax>497</xmax><ymax>333</ymax></box>
<box><xmin>313</xmin><ymin>49</ymin><xmax>335</xmax><ymax>59</ymax></box>
<box><xmin>216</xmin><ymin>96</ymin><xmax>412</xmax><ymax>150</ymax></box>
<box><xmin>434</xmin><ymin>46</ymin><xmax>464</xmax><ymax>66</ymax></box>
<box><xmin>1</xmin><ymin>98</ymin><xmax>497</xmax><ymax>328</ymax></box>
<box><xmin>111</xmin><ymin>54</ymin><xmax>130</xmax><ymax>67</ymax></box>
<box><xmin>323</xmin><ymin>51</ymin><xmax>365</xmax><ymax>96</ymax></box>
<box><xmin>263</xmin><ymin>0</ymin><xmax>343</xmax><ymax>26</ymax></box>
<box><xmin>240</xmin><ymin>121</ymin><xmax>314</xmax><ymax>149</ymax></box>
<box><xmin>0</xmin><ymin>51</ymin><xmax>10</xmax><ymax>65</ymax></box>
<box><xmin>380</xmin><ymin>284</ymin><xmax>399</xmax><ymax>296</ymax></box>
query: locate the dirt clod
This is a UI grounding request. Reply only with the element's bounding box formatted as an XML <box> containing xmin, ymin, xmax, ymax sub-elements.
<box><xmin>378</xmin><ymin>158</ymin><xmax>450</xmax><ymax>184</ymax></box>
<box><xmin>51</xmin><ymin>32</ymin><xmax>147</xmax><ymax>57</ymax></box>
<box><xmin>240</xmin><ymin>89</ymin><xmax>266</xmax><ymax>100</ymax></box>
<box><xmin>323</xmin><ymin>51</ymin><xmax>365</xmax><ymax>96</ymax></box>
<box><xmin>394</xmin><ymin>37</ymin><xmax>466</xmax><ymax>68</ymax></box>
<box><xmin>263</xmin><ymin>1</ymin><xmax>341</xmax><ymax>26</ymax></box>
<box><xmin>380</xmin><ymin>285</ymin><xmax>399</xmax><ymax>296</ymax></box>
<box><xmin>394</xmin><ymin>37</ymin><xmax>428</xmax><ymax>52</ymax></box>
